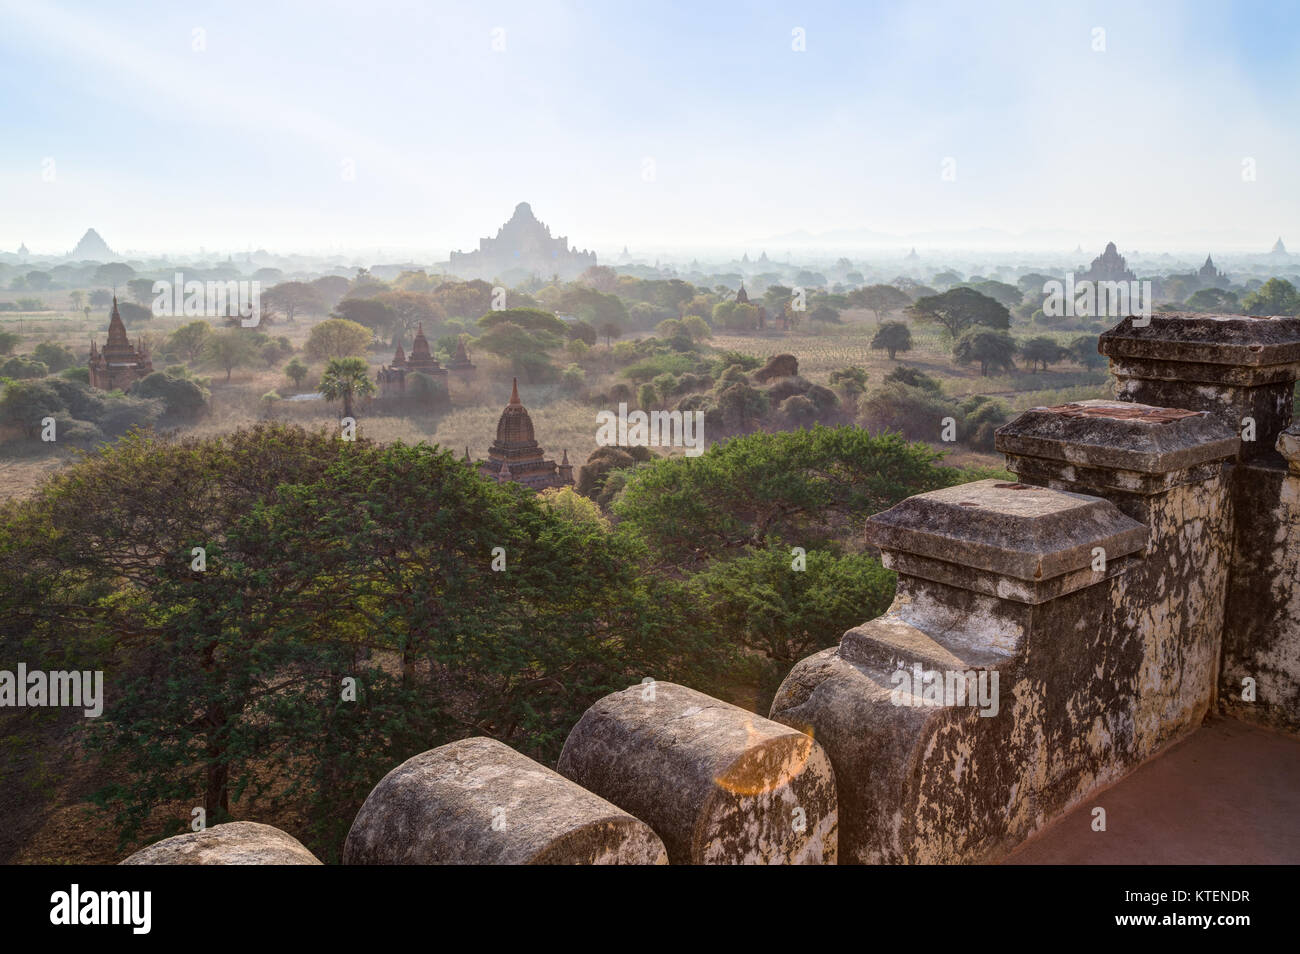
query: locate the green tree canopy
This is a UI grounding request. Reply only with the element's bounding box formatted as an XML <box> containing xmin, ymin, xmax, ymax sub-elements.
<box><xmin>911</xmin><ymin>286</ymin><xmax>1011</xmax><ymax>340</ymax></box>
<box><xmin>871</xmin><ymin>321</ymin><xmax>913</xmax><ymax>359</ymax></box>
<box><xmin>953</xmin><ymin>327</ymin><xmax>1017</xmax><ymax>376</ymax></box>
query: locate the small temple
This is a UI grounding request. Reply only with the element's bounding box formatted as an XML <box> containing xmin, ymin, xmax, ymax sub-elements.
<box><xmin>1198</xmin><ymin>253</ymin><xmax>1227</xmax><ymax>284</ymax></box>
<box><xmin>377</xmin><ymin>322</ymin><xmax>448</xmax><ymax>398</ymax></box>
<box><xmin>734</xmin><ymin>283</ymin><xmax>767</xmax><ymax>330</ymax></box>
<box><xmin>474</xmin><ymin>378</ymin><xmax>574</xmax><ymax>491</ymax></box>
<box><xmin>88</xmin><ymin>297</ymin><xmax>153</xmax><ymax>391</ymax></box>
<box><xmin>447</xmin><ymin>336</ymin><xmax>476</xmax><ymax>373</ymax></box>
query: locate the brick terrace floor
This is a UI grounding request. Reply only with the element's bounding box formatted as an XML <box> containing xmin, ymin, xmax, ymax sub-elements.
<box><xmin>1006</xmin><ymin>717</ymin><xmax>1300</xmax><ymax>864</ymax></box>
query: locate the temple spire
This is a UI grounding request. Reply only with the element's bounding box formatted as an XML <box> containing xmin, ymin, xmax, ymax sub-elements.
<box><xmin>509</xmin><ymin>377</ymin><xmax>521</xmax><ymax>405</ymax></box>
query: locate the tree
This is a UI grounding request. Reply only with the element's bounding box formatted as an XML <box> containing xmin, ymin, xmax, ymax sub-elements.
<box><xmin>598</xmin><ymin>321</ymin><xmax>623</xmax><ymax>347</ymax></box>
<box><xmin>871</xmin><ymin>321</ymin><xmax>913</xmax><ymax>360</ymax></box>
<box><xmin>850</xmin><ymin>284</ymin><xmax>912</xmax><ymax>324</ymax></box>
<box><xmin>828</xmin><ymin>366</ymin><xmax>869</xmax><ymax>404</ymax></box>
<box><xmin>23</xmin><ymin>271</ymin><xmax>53</xmax><ymax>292</ymax></box>
<box><xmin>712</xmin><ymin>300</ymin><xmax>760</xmax><ymax>332</ymax></box>
<box><xmin>1185</xmin><ymin>288</ymin><xmax>1240</xmax><ymax>313</ymax></box>
<box><xmin>477</xmin><ymin>308</ymin><xmax>566</xmax><ymax>342</ymax></box>
<box><xmin>319</xmin><ymin>356</ymin><xmax>376</xmax><ymax>418</ymax></box>
<box><xmin>93</xmin><ymin>262</ymin><xmax>135</xmax><ymax>291</ymax></box>
<box><xmin>0</xmin><ymin>379</ymin><xmax>65</xmax><ymax>437</ymax></box>
<box><xmin>89</xmin><ymin>289</ymin><xmax>112</xmax><ymax>307</ymax></box>
<box><xmin>808</xmin><ymin>303</ymin><xmax>841</xmax><ymax>327</ymax></box>
<box><xmin>69</xmin><ymin>290</ymin><xmax>85</xmax><ymax>312</ymax></box>
<box><xmin>1068</xmin><ymin>335</ymin><xmax>1107</xmax><ymax>370</ymax></box>
<box><xmin>132</xmin><ymin>371</ymin><xmax>208</xmax><ymax>419</ymax></box>
<box><xmin>0</xmin><ymin>355</ymin><xmax>48</xmax><ymax>379</ymax></box>
<box><xmin>32</xmin><ymin>341</ymin><xmax>78</xmax><ymax>372</ymax></box>
<box><xmin>911</xmin><ymin>287</ymin><xmax>1011</xmax><ymax>340</ymax></box>
<box><xmin>203</xmin><ymin>329</ymin><xmax>259</xmax><ymax>382</ymax></box>
<box><xmin>126</xmin><ymin>278</ymin><xmax>156</xmax><ymax>307</ymax></box>
<box><xmin>168</xmin><ymin>320</ymin><xmax>214</xmax><ymax>364</ymax></box>
<box><xmin>0</xmin><ymin>331</ymin><xmax>19</xmax><ymax>354</ymax></box>
<box><xmin>613</xmin><ymin>426</ymin><xmax>960</xmax><ymax>566</ymax></box>
<box><xmin>305</xmin><ymin>318</ymin><xmax>372</xmax><ymax>361</ymax></box>
<box><xmin>263</xmin><ymin>281</ymin><xmax>324</xmax><ymax>323</ymax></box>
<box><xmin>958</xmin><ymin>395</ymin><xmax>1011</xmax><ymax>452</ymax></box>
<box><xmin>284</xmin><ymin>358</ymin><xmax>309</xmax><ymax>389</ymax></box>
<box><xmin>688</xmin><ymin>547</ymin><xmax>896</xmax><ymax>683</ymax></box>
<box><xmin>682</xmin><ymin>314</ymin><xmax>712</xmax><ymax>342</ymax></box>
<box><xmin>1242</xmin><ymin>278</ymin><xmax>1300</xmax><ymax>317</ymax></box>
<box><xmin>953</xmin><ymin>328</ymin><xmax>1017</xmax><ymax>376</ymax></box>
<box><xmin>566</xmin><ymin>319</ymin><xmax>598</xmax><ymax>346</ymax></box>
<box><xmin>858</xmin><ymin>381</ymin><xmax>954</xmax><ymax>441</ymax></box>
<box><xmin>961</xmin><ymin>280</ymin><xmax>1023</xmax><ymax>310</ymax></box>
<box><xmin>116</xmin><ymin>302</ymin><xmax>152</xmax><ymax>325</ymax></box>
<box><xmin>1019</xmin><ymin>336</ymin><xmax>1068</xmax><ymax>372</ymax></box>
<box><xmin>333</xmin><ymin>298</ymin><xmax>397</xmax><ymax>337</ymax></box>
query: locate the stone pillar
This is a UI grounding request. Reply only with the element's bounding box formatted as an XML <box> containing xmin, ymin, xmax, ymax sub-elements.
<box><xmin>1099</xmin><ymin>312</ymin><xmax>1300</xmax><ymax>460</ymax></box>
<box><xmin>996</xmin><ymin>400</ymin><xmax>1238</xmax><ymax>747</ymax></box>
<box><xmin>1220</xmin><ymin>424</ymin><xmax>1300</xmax><ymax>732</ymax></box>
<box><xmin>558</xmin><ymin>681</ymin><xmax>837</xmax><ymax>864</ymax></box>
<box><xmin>1099</xmin><ymin>313</ymin><xmax>1300</xmax><ymax>736</ymax></box>
<box><xmin>343</xmin><ymin>737</ymin><xmax>667</xmax><ymax>864</ymax></box>
<box><xmin>770</xmin><ymin>479</ymin><xmax>1147</xmax><ymax>863</ymax></box>
<box><xmin>120</xmin><ymin>822</ymin><xmax>322</xmax><ymax>864</ymax></box>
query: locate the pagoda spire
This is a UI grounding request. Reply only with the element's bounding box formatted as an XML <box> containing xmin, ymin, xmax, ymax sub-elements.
<box><xmin>509</xmin><ymin>377</ymin><xmax>521</xmax><ymax>405</ymax></box>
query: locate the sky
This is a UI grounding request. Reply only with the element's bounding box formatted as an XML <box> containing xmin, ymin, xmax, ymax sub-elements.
<box><xmin>1</xmin><ymin>0</ymin><xmax>1298</xmax><ymax>259</ymax></box>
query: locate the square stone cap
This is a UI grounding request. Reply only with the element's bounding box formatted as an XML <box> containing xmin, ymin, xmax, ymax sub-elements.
<box><xmin>995</xmin><ymin>400</ymin><xmax>1239</xmax><ymax>473</ymax></box>
<box><xmin>865</xmin><ymin>479</ymin><xmax>1146</xmax><ymax>582</ymax></box>
<box><xmin>1099</xmin><ymin>313</ymin><xmax>1300</xmax><ymax>366</ymax></box>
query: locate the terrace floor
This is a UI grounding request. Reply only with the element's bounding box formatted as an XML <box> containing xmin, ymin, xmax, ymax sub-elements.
<box><xmin>1006</xmin><ymin>716</ymin><xmax>1300</xmax><ymax>864</ymax></box>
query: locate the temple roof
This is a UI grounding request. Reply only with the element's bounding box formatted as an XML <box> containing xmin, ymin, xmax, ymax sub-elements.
<box><xmin>410</xmin><ymin>323</ymin><xmax>432</xmax><ymax>360</ymax></box>
<box><xmin>494</xmin><ymin>377</ymin><xmax>536</xmax><ymax>446</ymax></box>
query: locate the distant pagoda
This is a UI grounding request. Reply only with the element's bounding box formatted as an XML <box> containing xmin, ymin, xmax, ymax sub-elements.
<box><xmin>447</xmin><ymin>335</ymin><xmax>476</xmax><ymax>373</ymax></box>
<box><xmin>88</xmin><ymin>297</ymin><xmax>152</xmax><ymax>390</ymax></box>
<box><xmin>448</xmin><ymin>202</ymin><xmax>596</xmax><ymax>280</ymax></box>
<box><xmin>1077</xmin><ymin>241</ymin><xmax>1136</xmax><ymax>283</ymax></box>
<box><xmin>377</xmin><ymin>322</ymin><xmax>447</xmax><ymax>398</ymax></box>
<box><xmin>1198</xmin><ymin>253</ymin><xmax>1227</xmax><ymax>285</ymax></box>
<box><xmin>475</xmin><ymin>377</ymin><xmax>573</xmax><ymax>491</ymax></box>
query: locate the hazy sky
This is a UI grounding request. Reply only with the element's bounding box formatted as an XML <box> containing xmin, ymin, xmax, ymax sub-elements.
<box><xmin>2</xmin><ymin>0</ymin><xmax>1297</xmax><ymax>258</ymax></box>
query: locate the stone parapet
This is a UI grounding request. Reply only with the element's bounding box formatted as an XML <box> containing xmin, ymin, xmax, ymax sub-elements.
<box><xmin>343</xmin><ymin>737</ymin><xmax>667</xmax><ymax>865</ymax></box>
<box><xmin>1099</xmin><ymin>312</ymin><xmax>1300</xmax><ymax>460</ymax></box>
<box><xmin>772</xmin><ymin>480</ymin><xmax>1152</xmax><ymax>863</ymax></box>
<box><xmin>121</xmin><ymin>822</ymin><xmax>322</xmax><ymax>865</ymax></box>
<box><xmin>558</xmin><ymin>681</ymin><xmax>837</xmax><ymax>864</ymax></box>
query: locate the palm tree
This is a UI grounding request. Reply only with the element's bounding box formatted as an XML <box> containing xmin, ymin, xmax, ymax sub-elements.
<box><xmin>319</xmin><ymin>356</ymin><xmax>376</xmax><ymax>419</ymax></box>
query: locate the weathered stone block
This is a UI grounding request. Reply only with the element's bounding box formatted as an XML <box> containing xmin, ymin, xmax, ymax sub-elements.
<box><xmin>1099</xmin><ymin>313</ymin><xmax>1300</xmax><ymax>459</ymax></box>
<box><xmin>343</xmin><ymin>737</ymin><xmax>667</xmax><ymax>865</ymax></box>
<box><xmin>558</xmin><ymin>682</ymin><xmax>837</xmax><ymax>864</ymax></box>
<box><xmin>996</xmin><ymin>400</ymin><xmax>1238</xmax><ymax>497</ymax></box>
<box><xmin>864</xmin><ymin>478</ymin><xmax>1146</xmax><ymax>601</ymax></box>
<box><xmin>120</xmin><ymin>822</ymin><xmax>322</xmax><ymax>865</ymax></box>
